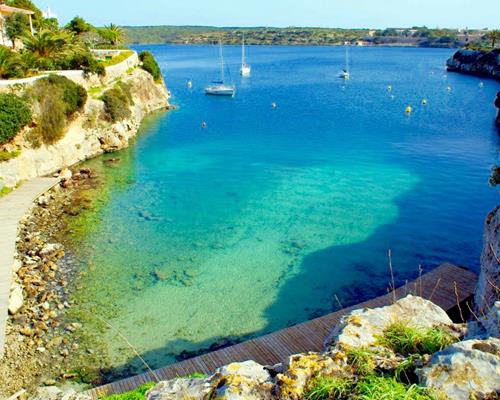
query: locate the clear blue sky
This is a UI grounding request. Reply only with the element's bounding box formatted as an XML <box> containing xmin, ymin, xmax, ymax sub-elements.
<box><xmin>35</xmin><ymin>0</ymin><xmax>499</xmax><ymax>29</ymax></box>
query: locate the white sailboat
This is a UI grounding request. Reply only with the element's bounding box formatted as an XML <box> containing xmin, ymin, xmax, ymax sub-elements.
<box><xmin>240</xmin><ymin>34</ymin><xmax>251</xmax><ymax>77</ymax></box>
<box><xmin>339</xmin><ymin>43</ymin><xmax>350</xmax><ymax>80</ymax></box>
<box><xmin>205</xmin><ymin>40</ymin><xmax>236</xmax><ymax>96</ymax></box>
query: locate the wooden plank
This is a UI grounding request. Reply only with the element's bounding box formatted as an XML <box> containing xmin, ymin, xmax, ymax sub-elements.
<box><xmin>86</xmin><ymin>264</ymin><xmax>477</xmax><ymax>399</ymax></box>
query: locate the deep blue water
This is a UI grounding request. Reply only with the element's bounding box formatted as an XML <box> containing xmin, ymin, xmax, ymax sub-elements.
<box><xmin>73</xmin><ymin>45</ymin><xmax>499</xmax><ymax>371</ymax></box>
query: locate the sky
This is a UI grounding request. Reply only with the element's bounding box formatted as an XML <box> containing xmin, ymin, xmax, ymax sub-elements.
<box><xmin>35</xmin><ymin>0</ymin><xmax>500</xmax><ymax>29</ymax></box>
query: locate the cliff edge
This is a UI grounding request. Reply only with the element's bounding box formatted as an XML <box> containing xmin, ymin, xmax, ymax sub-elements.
<box><xmin>446</xmin><ymin>49</ymin><xmax>500</xmax><ymax>81</ymax></box>
<box><xmin>0</xmin><ymin>67</ymin><xmax>170</xmax><ymax>188</ymax></box>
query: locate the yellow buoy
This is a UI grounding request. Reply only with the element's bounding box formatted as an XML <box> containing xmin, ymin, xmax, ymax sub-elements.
<box><xmin>387</xmin><ymin>85</ymin><xmax>392</xmax><ymax>92</ymax></box>
<box><xmin>405</xmin><ymin>106</ymin><xmax>413</xmax><ymax>114</ymax></box>
<box><xmin>421</xmin><ymin>99</ymin><xmax>427</xmax><ymax>105</ymax></box>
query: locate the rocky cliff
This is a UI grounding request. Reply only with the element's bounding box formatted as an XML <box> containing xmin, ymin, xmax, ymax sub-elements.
<box><xmin>495</xmin><ymin>92</ymin><xmax>500</xmax><ymax>127</ymax></box>
<box><xmin>475</xmin><ymin>206</ymin><xmax>500</xmax><ymax>315</ymax></box>
<box><xmin>446</xmin><ymin>49</ymin><xmax>500</xmax><ymax>81</ymax></box>
<box><xmin>0</xmin><ymin>67</ymin><xmax>170</xmax><ymax>188</ymax></box>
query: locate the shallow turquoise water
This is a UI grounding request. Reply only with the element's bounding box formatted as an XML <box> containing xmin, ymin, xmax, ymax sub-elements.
<box><xmin>71</xmin><ymin>45</ymin><xmax>499</xmax><ymax>374</ymax></box>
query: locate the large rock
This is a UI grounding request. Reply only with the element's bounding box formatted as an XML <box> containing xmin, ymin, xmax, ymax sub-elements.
<box><xmin>147</xmin><ymin>376</ymin><xmax>216</xmax><ymax>400</ymax></box>
<box><xmin>8</xmin><ymin>282</ymin><xmax>24</xmax><ymax>315</ymax></box>
<box><xmin>147</xmin><ymin>361</ymin><xmax>274</xmax><ymax>400</ymax></box>
<box><xmin>446</xmin><ymin>49</ymin><xmax>500</xmax><ymax>80</ymax></box>
<box><xmin>214</xmin><ymin>361</ymin><xmax>274</xmax><ymax>400</ymax></box>
<box><xmin>418</xmin><ymin>338</ymin><xmax>500</xmax><ymax>400</ymax></box>
<box><xmin>495</xmin><ymin>92</ymin><xmax>500</xmax><ymax>127</ymax></box>
<box><xmin>324</xmin><ymin>295</ymin><xmax>453</xmax><ymax>351</ymax></box>
<box><xmin>475</xmin><ymin>206</ymin><xmax>500</xmax><ymax>316</ymax></box>
<box><xmin>276</xmin><ymin>352</ymin><xmax>349</xmax><ymax>400</ymax></box>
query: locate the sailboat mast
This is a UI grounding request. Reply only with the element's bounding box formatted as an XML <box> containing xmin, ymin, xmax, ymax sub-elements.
<box><xmin>219</xmin><ymin>39</ymin><xmax>225</xmax><ymax>83</ymax></box>
<box><xmin>242</xmin><ymin>34</ymin><xmax>246</xmax><ymax>66</ymax></box>
<box><xmin>346</xmin><ymin>43</ymin><xmax>349</xmax><ymax>73</ymax></box>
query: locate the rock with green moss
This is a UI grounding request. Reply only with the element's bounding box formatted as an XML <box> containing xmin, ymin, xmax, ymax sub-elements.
<box><xmin>418</xmin><ymin>338</ymin><xmax>500</xmax><ymax>400</ymax></box>
<box><xmin>324</xmin><ymin>295</ymin><xmax>456</xmax><ymax>352</ymax></box>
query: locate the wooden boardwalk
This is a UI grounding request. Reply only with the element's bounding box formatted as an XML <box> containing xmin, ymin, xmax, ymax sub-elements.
<box><xmin>88</xmin><ymin>263</ymin><xmax>477</xmax><ymax>399</ymax></box>
<box><xmin>0</xmin><ymin>178</ymin><xmax>59</xmax><ymax>355</ymax></box>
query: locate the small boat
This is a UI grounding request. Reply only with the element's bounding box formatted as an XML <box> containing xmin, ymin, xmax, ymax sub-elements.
<box><xmin>205</xmin><ymin>40</ymin><xmax>235</xmax><ymax>97</ymax></box>
<box><xmin>339</xmin><ymin>43</ymin><xmax>350</xmax><ymax>80</ymax></box>
<box><xmin>240</xmin><ymin>34</ymin><xmax>251</xmax><ymax>77</ymax></box>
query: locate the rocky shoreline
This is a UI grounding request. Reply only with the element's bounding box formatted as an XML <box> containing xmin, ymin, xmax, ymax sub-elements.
<box><xmin>446</xmin><ymin>49</ymin><xmax>500</xmax><ymax>81</ymax></box>
<box><xmin>0</xmin><ymin>168</ymin><xmax>106</xmax><ymax>397</ymax></box>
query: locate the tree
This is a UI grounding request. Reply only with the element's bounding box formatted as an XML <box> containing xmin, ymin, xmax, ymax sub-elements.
<box><xmin>489</xmin><ymin>30</ymin><xmax>500</xmax><ymax>48</ymax></box>
<box><xmin>0</xmin><ymin>45</ymin><xmax>24</xmax><ymax>78</ymax></box>
<box><xmin>99</xmin><ymin>23</ymin><xmax>125</xmax><ymax>46</ymax></box>
<box><xmin>6</xmin><ymin>0</ymin><xmax>42</xmax><ymax>27</ymax></box>
<box><xmin>65</xmin><ymin>16</ymin><xmax>92</xmax><ymax>35</ymax></box>
<box><xmin>5</xmin><ymin>12</ymin><xmax>30</xmax><ymax>49</ymax></box>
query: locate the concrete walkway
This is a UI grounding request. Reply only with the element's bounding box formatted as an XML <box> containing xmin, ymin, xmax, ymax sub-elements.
<box><xmin>0</xmin><ymin>178</ymin><xmax>59</xmax><ymax>355</ymax></box>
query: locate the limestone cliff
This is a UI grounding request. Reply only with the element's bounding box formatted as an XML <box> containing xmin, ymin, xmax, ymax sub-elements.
<box><xmin>475</xmin><ymin>206</ymin><xmax>500</xmax><ymax>315</ymax></box>
<box><xmin>0</xmin><ymin>68</ymin><xmax>170</xmax><ymax>188</ymax></box>
<box><xmin>446</xmin><ymin>49</ymin><xmax>500</xmax><ymax>81</ymax></box>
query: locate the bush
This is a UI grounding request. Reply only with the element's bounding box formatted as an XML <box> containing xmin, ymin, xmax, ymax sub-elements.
<box><xmin>0</xmin><ymin>93</ymin><xmax>32</xmax><ymax>144</ymax></box>
<box><xmin>139</xmin><ymin>51</ymin><xmax>162</xmax><ymax>82</ymax></box>
<box><xmin>0</xmin><ymin>45</ymin><xmax>26</xmax><ymax>79</ymax></box>
<box><xmin>0</xmin><ymin>149</ymin><xmax>21</xmax><ymax>162</ymax></box>
<box><xmin>28</xmin><ymin>75</ymin><xmax>87</xmax><ymax>145</ymax></box>
<box><xmin>102</xmin><ymin>82</ymin><xmax>134</xmax><ymax>122</ymax></box>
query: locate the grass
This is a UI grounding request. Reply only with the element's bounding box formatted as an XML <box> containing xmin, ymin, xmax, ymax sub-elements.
<box><xmin>0</xmin><ymin>150</ymin><xmax>20</xmax><ymax>162</ymax></box>
<box><xmin>377</xmin><ymin>322</ymin><xmax>457</xmax><ymax>356</ymax></box>
<box><xmin>99</xmin><ymin>50</ymin><xmax>134</xmax><ymax>68</ymax></box>
<box><xmin>354</xmin><ymin>375</ymin><xmax>434</xmax><ymax>400</ymax></box>
<box><xmin>101</xmin><ymin>382</ymin><xmax>155</xmax><ymax>400</ymax></box>
<box><xmin>305</xmin><ymin>375</ymin><xmax>354</xmax><ymax>400</ymax></box>
<box><xmin>345</xmin><ymin>348</ymin><xmax>377</xmax><ymax>376</ymax></box>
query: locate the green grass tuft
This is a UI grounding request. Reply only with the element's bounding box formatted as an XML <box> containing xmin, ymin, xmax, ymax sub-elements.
<box><xmin>345</xmin><ymin>348</ymin><xmax>377</xmax><ymax>376</ymax></box>
<box><xmin>101</xmin><ymin>382</ymin><xmax>155</xmax><ymax>400</ymax></box>
<box><xmin>0</xmin><ymin>150</ymin><xmax>20</xmax><ymax>162</ymax></box>
<box><xmin>378</xmin><ymin>323</ymin><xmax>456</xmax><ymax>356</ymax></box>
<box><xmin>354</xmin><ymin>375</ymin><xmax>434</xmax><ymax>400</ymax></box>
<box><xmin>305</xmin><ymin>375</ymin><xmax>354</xmax><ymax>400</ymax></box>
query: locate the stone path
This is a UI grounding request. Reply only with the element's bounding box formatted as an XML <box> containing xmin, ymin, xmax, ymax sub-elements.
<box><xmin>0</xmin><ymin>178</ymin><xmax>59</xmax><ymax>355</ymax></box>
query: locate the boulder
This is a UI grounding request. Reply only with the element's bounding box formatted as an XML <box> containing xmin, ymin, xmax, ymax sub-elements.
<box><xmin>324</xmin><ymin>295</ymin><xmax>453</xmax><ymax>351</ymax></box>
<box><xmin>418</xmin><ymin>338</ymin><xmax>500</xmax><ymax>400</ymax></box>
<box><xmin>147</xmin><ymin>376</ymin><xmax>216</xmax><ymax>400</ymax></box>
<box><xmin>276</xmin><ymin>352</ymin><xmax>349</xmax><ymax>400</ymax></box>
<box><xmin>8</xmin><ymin>282</ymin><xmax>24</xmax><ymax>315</ymax></box>
<box><xmin>147</xmin><ymin>361</ymin><xmax>274</xmax><ymax>400</ymax></box>
<box><xmin>475</xmin><ymin>206</ymin><xmax>500</xmax><ymax>315</ymax></box>
<box><xmin>58</xmin><ymin>168</ymin><xmax>73</xmax><ymax>182</ymax></box>
<box><xmin>214</xmin><ymin>361</ymin><xmax>274</xmax><ymax>399</ymax></box>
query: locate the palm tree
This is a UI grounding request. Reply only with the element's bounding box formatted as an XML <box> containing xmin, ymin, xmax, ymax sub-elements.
<box><xmin>489</xmin><ymin>30</ymin><xmax>500</xmax><ymax>48</ymax></box>
<box><xmin>100</xmin><ymin>23</ymin><xmax>125</xmax><ymax>46</ymax></box>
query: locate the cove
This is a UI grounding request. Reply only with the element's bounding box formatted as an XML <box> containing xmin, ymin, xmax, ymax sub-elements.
<box><xmin>63</xmin><ymin>45</ymin><xmax>499</xmax><ymax>378</ymax></box>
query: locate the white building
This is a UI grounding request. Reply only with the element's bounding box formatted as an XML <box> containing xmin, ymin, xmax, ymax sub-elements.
<box><xmin>0</xmin><ymin>3</ymin><xmax>34</xmax><ymax>48</ymax></box>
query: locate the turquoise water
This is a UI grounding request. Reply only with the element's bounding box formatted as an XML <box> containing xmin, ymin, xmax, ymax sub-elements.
<box><xmin>70</xmin><ymin>45</ymin><xmax>499</xmax><ymax>375</ymax></box>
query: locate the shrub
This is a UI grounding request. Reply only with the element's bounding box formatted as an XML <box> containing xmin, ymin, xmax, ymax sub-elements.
<box><xmin>102</xmin><ymin>82</ymin><xmax>134</xmax><ymax>122</ymax></box>
<box><xmin>0</xmin><ymin>45</ymin><xmax>25</xmax><ymax>78</ymax></box>
<box><xmin>305</xmin><ymin>375</ymin><xmax>353</xmax><ymax>400</ymax></box>
<box><xmin>28</xmin><ymin>75</ymin><xmax>87</xmax><ymax>145</ymax></box>
<box><xmin>0</xmin><ymin>150</ymin><xmax>21</xmax><ymax>162</ymax></box>
<box><xmin>103</xmin><ymin>382</ymin><xmax>155</xmax><ymax>400</ymax></box>
<box><xmin>0</xmin><ymin>93</ymin><xmax>32</xmax><ymax>144</ymax></box>
<box><xmin>378</xmin><ymin>323</ymin><xmax>457</xmax><ymax>356</ymax></box>
<box><xmin>43</xmin><ymin>75</ymin><xmax>88</xmax><ymax>116</ymax></box>
<box><xmin>139</xmin><ymin>51</ymin><xmax>162</xmax><ymax>82</ymax></box>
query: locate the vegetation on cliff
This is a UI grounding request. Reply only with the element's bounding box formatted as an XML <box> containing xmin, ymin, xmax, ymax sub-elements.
<box><xmin>139</xmin><ymin>51</ymin><xmax>161</xmax><ymax>82</ymax></box>
<box><xmin>102</xmin><ymin>81</ymin><xmax>134</xmax><ymax>122</ymax></box>
<box><xmin>0</xmin><ymin>93</ymin><xmax>32</xmax><ymax>144</ymax></box>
